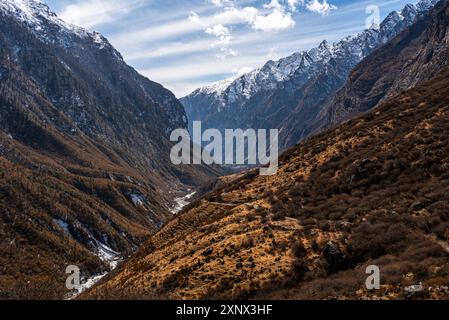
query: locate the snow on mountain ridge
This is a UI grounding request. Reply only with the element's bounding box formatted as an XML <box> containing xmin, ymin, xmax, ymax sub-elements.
<box><xmin>1</xmin><ymin>0</ymin><xmax>82</xmax><ymax>34</ymax></box>
<box><xmin>187</xmin><ymin>39</ymin><xmax>340</xmax><ymax>101</ymax></box>
<box><xmin>186</xmin><ymin>0</ymin><xmax>437</xmax><ymax>101</ymax></box>
<box><xmin>417</xmin><ymin>0</ymin><xmax>438</xmax><ymax>11</ymax></box>
<box><xmin>197</xmin><ymin>79</ymin><xmax>234</xmax><ymax>95</ymax></box>
<box><xmin>0</xmin><ymin>0</ymin><xmax>110</xmax><ymax>51</ymax></box>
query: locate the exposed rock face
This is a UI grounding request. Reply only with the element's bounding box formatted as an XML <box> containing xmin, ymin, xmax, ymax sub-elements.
<box><xmin>323</xmin><ymin>242</ymin><xmax>348</xmax><ymax>274</ymax></box>
<box><xmin>315</xmin><ymin>0</ymin><xmax>449</xmax><ymax>131</ymax></box>
<box><xmin>181</xmin><ymin>0</ymin><xmax>438</xmax><ymax>150</ymax></box>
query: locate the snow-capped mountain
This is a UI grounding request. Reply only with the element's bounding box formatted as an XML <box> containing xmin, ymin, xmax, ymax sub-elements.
<box><xmin>1</xmin><ymin>0</ymin><xmax>108</xmax><ymax>48</ymax></box>
<box><xmin>181</xmin><ymin>0</ymin><xmax>438</xmax><ymax>149</ymax></box>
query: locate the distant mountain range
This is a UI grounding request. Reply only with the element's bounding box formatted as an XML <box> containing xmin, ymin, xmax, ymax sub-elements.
<box><xmin>88</xmin><ymin>0</ymin><xmax>449</xmax><ymax>300</ymax></box>
<box><xmin>0</xmin><ymin>0</ymin><xmax>220</xmax><ymax>299</ymax></box>
<box><xmin>181</xmin><ymin>0</ymin><xmax>438</xmax><ymax>150</ymax></box>
<box><xmin>2</xmin><ymin>0</ymin><xmax>449</xmax><ymax>301</ymax></box>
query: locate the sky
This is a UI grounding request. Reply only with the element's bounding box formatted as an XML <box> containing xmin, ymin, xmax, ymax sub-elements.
<box><xmin>44</xmin><ymin>0</ymin><xmax>417</xmax><ymax>97</ymax></box>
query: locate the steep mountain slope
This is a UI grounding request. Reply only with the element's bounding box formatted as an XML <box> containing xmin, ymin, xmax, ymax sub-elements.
<box><xmin>181</xmin><ymin>0</ymin><xmax>437</xmax><ymax>150</ymax></box>
<box><xmin>86</xmin><ymin>66</ymin><xmax>449</xmax><ymax>300</ymax></box>
<box><xmin>85</xmin><ymin>1</ymin><xmax>449</xmax><ymax>297</ymax></box>
<box><xmin>315</xmin><ymin>0</ymin><xmax>449</xmax><ymax>130</ymax></box>
<box><xmin>0</xmin><ymin>0</ymin><xmax>220</xmax><ymax>299</ymax></box>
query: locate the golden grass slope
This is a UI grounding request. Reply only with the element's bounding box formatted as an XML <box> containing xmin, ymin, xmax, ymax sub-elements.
<box><xmin>85</xmin><ymin>70</ymin><xmax>449</xmax><ymax>300</ymax></box>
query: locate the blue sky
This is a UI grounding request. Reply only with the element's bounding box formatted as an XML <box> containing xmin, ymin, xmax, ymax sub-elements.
<box><xmin>45</xmin><ymin>0</ymin><xmax>417</xmax><ymax>97</ymax></box>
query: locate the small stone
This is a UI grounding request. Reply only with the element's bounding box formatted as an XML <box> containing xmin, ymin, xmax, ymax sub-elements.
<box><xmin>404</xmin><ymin>283</ymin><xmax>424</xmax><ymax>300</ymax></box>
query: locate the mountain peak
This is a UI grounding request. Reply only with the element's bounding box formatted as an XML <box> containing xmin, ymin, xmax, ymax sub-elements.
<box><xmin>185</xmin><ymin>1</ymin><xmax>434</xmax><ymax>104</ymax></box>
<box><xmin>383</xmin><ymin>10</ymin><xmax>403</xmax><ymax>25</ymax></box>
<box><xmin>417</xmin><ymin>0</ymin><xmax>439</xmax><ymax>12</ymax></box>
<box><xmin>1</xmin><ymin>0</ymin><xmax>61</xmax><ymax>27</ymax></box>
<box><xmin>1</xmin><ymin>0</ymin><xmax>103</xmax><ymax>45</ymax></box>
<box><xmin>319</xmin><ymin>40</ymin><xmax>329</xmax><ymax>49</ymax></box>
<box><xmin>197</xmin><ymin>78</ymin><xmax>233</xmax><ymax>95</ymax></box>
<box><xmin>182</xmin><ymin>0</ymin><xmax>438</xmax><ymax>149</ymax></box>
<box><xmin>401</xmin><ymin>4</ymin><xmax>418</xmax><ymax>21</ymax></box>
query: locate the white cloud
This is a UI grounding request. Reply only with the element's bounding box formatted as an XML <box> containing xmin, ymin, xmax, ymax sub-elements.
<box><xmin>205</xmin><ymin>24</ymin><xmax>232</xmax><ymax>43</ymax></box>
<box><xmin>285</xmin><ymin>0</ymin><xmax>337</xmax><ymax>14</ymax></box>
<box><xmin>251</xmin><ymin>9</ymin><xmax>295</xmax><ymax>32</ymax></box>
<box><xmin>305</xmin><ymin>0</ymin><xmax>337</xmax><ymax>16</ymax></box>
<box><xmin>196</xmin><ymin>3</ymin><xmax>295</xmax><ymax>34</ymax></box>
<box><xmin>188</xmin><ymin>11</ymin><xmax>201</xmax><ymax>23</ymax></box>
<box><xmin>287</xmin><ymin>0</ymin><xmax>300</xmax><ymax>11</ymax></box>
<box><xmin>222</xmin><ymin>1</ymin><xmax>295</xmax><ymax>33</ymax></box>
<box><xmin>206</xmin><ymin>24</ymin><xmax>236</xmax><ymax>58</ymax></box>
<box><xmin>216</xmin><ymin>47</ymin><xmax>239</xmax><ymax>59</ymax></box>
<box><xmin>214</xmin><ymin>7</ymin><xmax>259</xmax><ymax>26</ymax></box>
<box><xmin>208</xmin><ymin>0</ymin><xmax>233</xmax><ymax>7</ymax></box>
<box><xmin>59</xmin><ymin>0</ymin><xmax>141</xmax><ymax>28</ymax></box>
<box><xmin>264</xmin><ymin>0</ymin><xmax>284</xmax><ymax>10</ymax></box>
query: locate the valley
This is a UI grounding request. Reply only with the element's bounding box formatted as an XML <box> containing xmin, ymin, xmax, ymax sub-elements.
<box><xmin>86</xmin><ymin>67</ymin><xmax>449</xmax><ymax>300</ymax></box>
<box><xmin>1</xmin><ymin>0</ymin><xmax>449</xmax><ymax>301</ymax></box>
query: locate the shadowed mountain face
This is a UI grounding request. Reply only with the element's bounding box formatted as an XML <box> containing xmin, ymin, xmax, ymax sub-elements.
<box><xmin>0</xmin><ymin>0</ymin><xmax>220</xmax><ymax>299</ymax></box>
<box><xmin>85</xmin><ymin>1</ymin><xmax>449</xmax><ymax>300</ymax></box>
<box><xmin>181</xmin><ymin>0</ymin><xmax>438</xmax><ymax>151</ymax></box>
<box><xmin>314</xmin><ymin>0</ymin><xmax>449</xmax><ymax>131</ymax></box>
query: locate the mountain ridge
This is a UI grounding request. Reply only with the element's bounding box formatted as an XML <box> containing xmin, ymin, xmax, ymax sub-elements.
<box><xmin>181</xmin><ymin>0</ymin><xmax>438</xmax><ymax>149</ymax></box>
<box><xmin>84</xmin><ymin>0</ymin><xmax>449</xmax><ymax>300</ymax></box>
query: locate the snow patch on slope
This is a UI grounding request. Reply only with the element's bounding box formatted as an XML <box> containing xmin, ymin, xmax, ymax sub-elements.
<box><xmin>66</xmin><ymin>239</ymin><xmax>120</xmax><ymax>300</ymax></box>
<box><xmin>171</xmin><ymin>191</ymin><xmax>196</xmax><ymax>215</ymax></box>
<box><xmin>53</xmin><ymin>218</ymin><xmax>71</xmax><ymax>236</ymax></box>
<box><xmin>130</xmin><ymin>193</ymin><xmax>145</xmax><ymax>206</ymax></box>
<box><xmin>0</xmin><ymin>0</ymin><xmax>111</xmax><ymax>51</ymax></box>
<box><xmin>94</xmin><ymin>240</ymin><xmax>121</xmax><ymax>269</ymax></box>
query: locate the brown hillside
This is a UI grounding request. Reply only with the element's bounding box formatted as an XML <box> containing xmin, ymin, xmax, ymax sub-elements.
<box><xmin>86</xmin><ymin>69</ymin><xmax>449</xmax><ymax>300</ymax></box>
